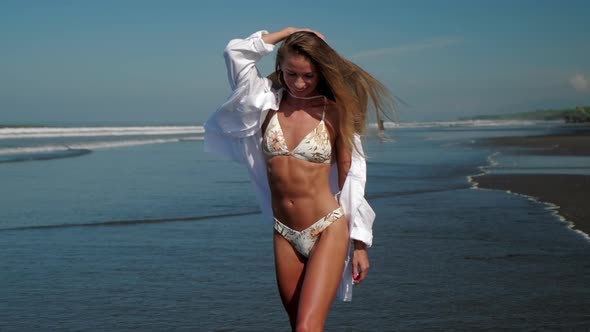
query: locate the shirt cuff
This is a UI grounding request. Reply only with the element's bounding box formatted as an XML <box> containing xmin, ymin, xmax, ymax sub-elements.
<box><xmin>249</xmin><ymin>30</ymin><xmax>275</xmax><ymax>55</ymax></box>
<box><xmin>350</xmin><ymin>227</ymin><xmax>373</xmax><ymax>248</ymax></box>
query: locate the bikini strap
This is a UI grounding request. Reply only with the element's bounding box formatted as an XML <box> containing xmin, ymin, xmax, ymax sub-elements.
<box><xmin>321</xmin><ymin>97</ymin><xmax>327</xmax><ymax>121</ymax></box>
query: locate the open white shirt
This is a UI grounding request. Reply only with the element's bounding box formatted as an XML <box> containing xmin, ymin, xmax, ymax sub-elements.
<box><xmin>204</xmin><ymin>30</ymin><xmax>375</xmax><ymax>301</ymax></box>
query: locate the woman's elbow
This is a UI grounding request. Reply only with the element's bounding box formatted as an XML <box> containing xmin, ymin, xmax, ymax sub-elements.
<box><xmin>339</xmin><ymin>158</ymin><xmax>352</xmax><ymax>172</ymax></box>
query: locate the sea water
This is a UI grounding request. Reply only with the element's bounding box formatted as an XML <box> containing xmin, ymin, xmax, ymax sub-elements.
<box><xmin>0</xmin><ymin>122</ymin><xmax>588</xmax><ymax>331</ymax></box>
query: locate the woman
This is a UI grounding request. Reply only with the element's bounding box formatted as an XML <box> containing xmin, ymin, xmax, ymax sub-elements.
<box><xmin>204</xmin><ymin>27</ymin><xmax>393</xmax><ymax>331</ymax></box>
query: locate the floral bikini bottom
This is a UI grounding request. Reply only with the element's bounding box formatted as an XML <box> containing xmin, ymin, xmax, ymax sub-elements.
<box><xmin>274</xmin><ymin>207</ymin><xmax>345</xmax><ymax>258</ymax></box>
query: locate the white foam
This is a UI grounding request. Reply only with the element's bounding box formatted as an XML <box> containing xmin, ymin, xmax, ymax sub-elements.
<box><xmin>0</xmin><ymin>136</ymin><xmax>202</xmax><ymax>155</ymax></box>
<box><xmin>467</xmin><ymin>152</ymin><xmax>500</xmax><ymax>189</ymax></box>
<box><xmin>0</xmin><ymin>126</ymin><xmax>204</xmax><ymax>139</ymax></box>
<box><xmin>467</xmin><ymin>152</ymin><xmax>590</xmax><ymax>242</ymax></box>
<box><xmin>371</xmin><ymin>120</ymin><xmax>562</xmax><ymax>129</ymax></box>
<box><xmin>2</xmin><ymin>121</ymin><xmax>552</xmax><ymax>139</ymax></box>
<box><xmin>483</xmin><ymin>188</ymin><xmax>589</xmax><ymax>241</ymax></box>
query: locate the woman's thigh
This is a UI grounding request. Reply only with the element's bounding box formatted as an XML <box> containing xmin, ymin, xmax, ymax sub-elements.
<box><xmin>297</xmin><ymin>217</ymin><xmax>349</xmax><ymax>325</ymax></box>
<box><xmin>273</xmin><ymin>231</ymin><xmax>306</xmax><ymax>316</ymax></box>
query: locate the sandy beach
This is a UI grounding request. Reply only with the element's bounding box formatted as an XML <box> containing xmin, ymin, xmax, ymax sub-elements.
<box><xmin>473</xmin><ymin>174</ymin><xmax>590</xmax><ymax>236</ymax></box>
<box><xmin>486</xmin><ymin>129</ymin><xmax>590</xmax><ymax>156</ymax></box>
<box><xmin>473</xmin><ymin>127</ymin><xmax>590</xmax><ymax>236</ymax></box>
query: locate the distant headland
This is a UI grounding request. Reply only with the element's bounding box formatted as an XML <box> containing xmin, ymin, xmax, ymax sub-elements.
<box><xmin>460</xmin><ymin>106</ymin><xmax>590</xmax><ymax>123</ymax></box>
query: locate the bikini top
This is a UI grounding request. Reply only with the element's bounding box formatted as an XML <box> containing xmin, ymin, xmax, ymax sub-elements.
<box><xmin>262</xmin><ymin>102</ymin><xmax>332</xmax><ymax>164</ymax></box>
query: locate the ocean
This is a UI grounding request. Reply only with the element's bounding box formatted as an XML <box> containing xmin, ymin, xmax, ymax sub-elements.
<box><xmin>1</xmin><ymin>122</ymin><xmax>589</xmax><ymax>331</ymax></box>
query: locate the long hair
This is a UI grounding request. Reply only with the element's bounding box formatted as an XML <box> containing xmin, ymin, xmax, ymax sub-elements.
<box><xmin>269</xmin><ymin>31</ymin><xmax>395</xmax><ymax>152</ymax></box>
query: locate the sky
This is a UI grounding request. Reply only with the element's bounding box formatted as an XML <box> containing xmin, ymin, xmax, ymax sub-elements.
<box><xmin>1</xmin><ymin>0</ymin><xmax>589</xmax><ymax>125</ymax></box>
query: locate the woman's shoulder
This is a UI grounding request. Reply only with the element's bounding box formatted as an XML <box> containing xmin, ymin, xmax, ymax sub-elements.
<box><xmin>323</xmin><ymin>99</ymin><xmax>341</xmax><ymax>137</ymax></box>
<box><xmin>324</xmin><ymin>99</ymin><xmax>340</xmax><ymax>123</ymax></box>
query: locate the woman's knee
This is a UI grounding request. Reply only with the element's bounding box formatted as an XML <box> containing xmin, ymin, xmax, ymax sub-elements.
<box><xmin>295</xmin><ymin>315</ymin><xmax>325</xmax><ymax>332</ymax></box>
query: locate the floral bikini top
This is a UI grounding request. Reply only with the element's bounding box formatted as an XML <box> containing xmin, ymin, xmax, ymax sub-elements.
<box><xmin>262</xmin><ymin>102</ymin><xmax>332</xmax><ymax>164</ymax></box>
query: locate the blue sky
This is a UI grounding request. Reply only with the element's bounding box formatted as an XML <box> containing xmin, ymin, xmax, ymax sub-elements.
<box><xmin>1</xmin><ymin>0</ymin><xmax>589</xmax><ymax>125</ymax></box>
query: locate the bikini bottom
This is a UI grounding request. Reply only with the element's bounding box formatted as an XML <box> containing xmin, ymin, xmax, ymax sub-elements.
<box><xmin>274</xmin><ymin>206</ymin><xmax>344</xmax><ymax>258</ymax></box>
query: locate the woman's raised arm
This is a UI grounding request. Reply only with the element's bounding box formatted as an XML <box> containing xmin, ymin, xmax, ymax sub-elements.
<box><xmin>261</xmin><ymin>27</ymin><xmax>297</xmax><ymax>45</ymax></box>
<box><xmin>262</xmin><ymin>27</ymin><xmax>326</xmax><ymax>45</ymax></box>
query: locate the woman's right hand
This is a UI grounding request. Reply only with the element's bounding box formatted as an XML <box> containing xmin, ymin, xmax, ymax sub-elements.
<box><xmin>352</xmin><ymin>240</ymin><xmax>370</xmax><ymax>285</ymax></box>
<box><xmin>261</xmin><ymin>27</ymin><xmax>325</xmax><ymax>45</ymax></box>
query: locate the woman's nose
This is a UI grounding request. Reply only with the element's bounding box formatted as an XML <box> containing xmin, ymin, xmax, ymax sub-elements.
<box><xmin>294</xmin><ymin>77</ymin><xmax>306</xmax><ymax>89</ymax></box>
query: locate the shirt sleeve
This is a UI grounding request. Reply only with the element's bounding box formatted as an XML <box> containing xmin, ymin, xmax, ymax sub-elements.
<box><xmin>335</xmin><ymin>135</ymin><xmax>375</xmax><ymax>301</ymax></box>
<box><xmin>204</xmin><ymin>31</ymin><xmax>280</xmax><ymax>163</ymax></box>
<box><xmin>224</xmin><ymin>30</ymin><xmax>275</xmax><ymax>91</ymax></box>
<box><xmin>203</xmin><ymin>31</ymin><xmax>278</xmax><ymax>224</ymax></box>
<box><xmin>338</xmin><ymin>134</ymin><xmax>375</xmax><ymax>247</ymax></box>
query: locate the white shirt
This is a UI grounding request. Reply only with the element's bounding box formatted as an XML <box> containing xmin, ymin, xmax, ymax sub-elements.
<box><xmin>204</xmin><ymin>30</ymin><xmax>376</xmax><ymax>301</ymax></box>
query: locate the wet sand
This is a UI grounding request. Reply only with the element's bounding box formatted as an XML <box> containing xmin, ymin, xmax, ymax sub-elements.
<box><xmin>473</xmin><ymin>128</ymin><xmax>590</xmax><ymax>236</ymax></box>
<box><xmin>487</xmin><ymin>131</ymin><xmax>590</xmax><ymax>156</ymax></box>
<box><xmin>473</xmin><ymin>173</ymin><xmax>590</xmax><ymax>236</ymax></box>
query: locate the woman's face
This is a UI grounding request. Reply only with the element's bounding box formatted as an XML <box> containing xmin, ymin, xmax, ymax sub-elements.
<box><xmin>280</xmin><ymin>54</ymin><xmax>320</xmax><ymax>97</ymax></box>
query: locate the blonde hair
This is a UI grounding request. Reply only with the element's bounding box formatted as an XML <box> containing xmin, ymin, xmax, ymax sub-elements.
<box><xmin>269</xmin><ymin>31</ymin><xmax>395</xmax><ymax>152</ymax></box>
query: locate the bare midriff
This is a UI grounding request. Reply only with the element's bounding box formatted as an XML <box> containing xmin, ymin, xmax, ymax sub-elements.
<box><xmin>266</xmin><ymin>156</ymin><xmax>340</xmax><ymax>231</ymax></box>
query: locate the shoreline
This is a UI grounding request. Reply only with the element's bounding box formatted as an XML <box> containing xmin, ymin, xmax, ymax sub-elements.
<box><xmin>472</xmin><ymin>130</ymin><xmax>590</xmax><ymax>238</ymax></box>
<box><xmin>481</xmin><ymin>128</ymin><xmax>590</xmax><ymax>157</ymax></box>
<box><xmin>472</xmin><ymin>173</ymin><xmax>590</xmax><ymax>238</ymax></box>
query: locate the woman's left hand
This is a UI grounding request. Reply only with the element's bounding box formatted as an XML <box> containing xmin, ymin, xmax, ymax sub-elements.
<box><xmin>352</xmin><ymin>240</ymin><xmax>370</xmax><ymax>284</ymax></box>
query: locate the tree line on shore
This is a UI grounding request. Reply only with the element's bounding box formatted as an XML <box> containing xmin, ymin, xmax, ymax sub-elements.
<box><xmin>460</xmin><ymin>106</ymin><xmax>590</xmax><ymax>123</ymax></box>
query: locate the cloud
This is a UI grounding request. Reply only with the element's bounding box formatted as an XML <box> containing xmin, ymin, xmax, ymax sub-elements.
<box><xmin>350</xmin><ymin>37</ymin><xmax>460</xmax><ymax>60</ymax></box>
<box><xmin>569</xmin><ymin>73</ymin><xmax>590</xmax><ymax>92</ymax></box>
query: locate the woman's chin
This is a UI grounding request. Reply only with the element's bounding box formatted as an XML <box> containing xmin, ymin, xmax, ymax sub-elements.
<box><xmin>290</xmin><ymin>89</ymin><xmax>314</xmax><ymax>97</ymax></box>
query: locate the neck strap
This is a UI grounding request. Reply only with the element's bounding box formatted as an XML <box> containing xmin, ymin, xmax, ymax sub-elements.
<box><xmin>286</xmin><ymin>90</ymin><xmax>325</xmax><ymax>100</ymax></box>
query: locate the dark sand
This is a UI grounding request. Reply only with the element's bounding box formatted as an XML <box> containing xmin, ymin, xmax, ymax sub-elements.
<box><xmin>487</xmin><ymin>131</ymin><xmax>590</xmax><ymax>156</ymax></box>
<box><xmin>473</xmin><ymin>128</ymin><xmax>590</xmax><ymax>237</ymax></box>
<box><xmin>473</xmin><ymin>174</ymin><xmax>590</xmax><ymax>236</ymax></box>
